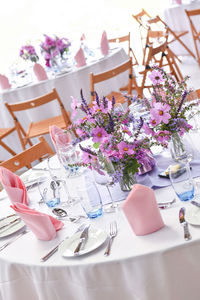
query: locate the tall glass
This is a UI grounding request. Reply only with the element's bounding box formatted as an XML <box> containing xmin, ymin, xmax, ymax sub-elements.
<box><xmin>93</xmin><ymin>156</ymin><xmax>118</xmax><ymax>213</ymax></box>
<box><xmin>169</xmin><ymin>162</ymin><xmax>195</xmax><ymax>201</ymax></box>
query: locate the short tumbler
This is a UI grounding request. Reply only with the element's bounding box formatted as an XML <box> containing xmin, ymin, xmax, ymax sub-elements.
<box><xmin>77</xmin><ymin>182</ymin><xmax>103</xmax><ymax>219</ymax></box>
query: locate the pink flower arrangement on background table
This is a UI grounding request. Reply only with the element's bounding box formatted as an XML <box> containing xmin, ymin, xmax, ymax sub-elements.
<box><xmin>19</xmin><ymin>45</ymin><xmax>39</xmax><ymax>63</ymax></box>
<box><xmin>67</xmin><ymin>91</ymin><xmax>155</xmax><ymax>191</ymax></box>
<box><xmin>40</xmin><ymin>34</ymin><xmax>71</xmax><ymax>67</ymax></box>
<box><xmin>142</xmin><ymin>66</ymin><xmax>197</xmax><ymax>150</ymax></box>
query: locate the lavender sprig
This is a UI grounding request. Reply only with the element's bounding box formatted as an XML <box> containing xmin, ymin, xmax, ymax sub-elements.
<box><xmin>175</xmin><ymin>90</ymin><xmax>188</xmax><ymax>117</ymax></box>
<box><xmin>134</xmin><ymin>117</ymin><xmax>144</xmax><ymax>142</ymax></box>
<box><xmin>79</xmin><ymin>144</ymin><xmax>97</xmax><ymax>156</ymax></box>
<box><xmin>95</xmin><ymin>92</ymin><xmax>100</xmax><ymax>107</ymax></box>
<box><xmin>80</xmin><ymin>89</ymin><xmax>91</xmax><ymax>115</ymax></box>
<box><xmin>108</xmin><ymin>113</ymin><xmax>115</xmax><ymax>133</ymax></box>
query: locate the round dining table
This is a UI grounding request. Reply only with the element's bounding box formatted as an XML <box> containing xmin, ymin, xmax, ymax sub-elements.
<box><xmin>0</xmin><ymin>153</ymin><xmax>200</xmax><ymax>300</ymax></box>
<box><xmin>0</xmin><ymin>47</ymin><xmax>129</xmax><ymax>161</ymax></box>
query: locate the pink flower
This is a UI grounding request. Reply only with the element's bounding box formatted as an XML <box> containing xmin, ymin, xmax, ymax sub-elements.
<box><xmin>71</xmin><ymin>97</ymin><xmax>80</xmax><ymax>119</ymax></box>
<box><xmin>76</xmin><ymin>128</ymin><xmax>86</xmax><ymax>137</ymax></box>
<box><xmin>121</xmin><ymin>126</ymin><xmax>132</xmax><ymax>136</ymax></box>
<box><xmin>155</xmin><ymin>130</ymin><xmax>171</xmax><ymax>142</ymax></box>
<box><xmin>81</xmin><ymin>152</ymin><xmax>97</xmax><ymax>165</ymax></box>
<box><xmin>149</xmin><ymin>69</ymin><xmax>164</xmax><ymax>85</ymax></box>
<box><xmin>143</xmin><ymin>124</ymin><xmax>155</xmax><ymax>136</ymax></box>
<box><xmin>117</xmin><ymin>142</ymin><xmax>135</xmax><ymax>155</ymax></box>
<box><xmin>91</xmin><ymin>127</ymin><xmax>108</xmax><ymax>143</ymax></box>
<box><xmin>151</xmin><ymin>103</ymin><xmax>171</xmax><ymax>124</ymax></box>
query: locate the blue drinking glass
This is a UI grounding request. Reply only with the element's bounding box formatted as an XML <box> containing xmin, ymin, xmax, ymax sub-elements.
<box><xmin>169</xmin><ymin>162</ymin><xmax>194</xmax><ymax>201</ymax></box>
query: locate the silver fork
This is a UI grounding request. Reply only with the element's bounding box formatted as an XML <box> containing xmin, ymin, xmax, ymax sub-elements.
<box><xmin>104</xmin><ymin>221</ymin><xmax>118</xmax><ymax>256</ymax></box>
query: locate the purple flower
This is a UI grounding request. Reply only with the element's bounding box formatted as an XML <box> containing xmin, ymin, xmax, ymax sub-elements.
<box><xmin>151</xmin><ymin>103</ymin><xmax>171</xmax><ymax>124</ymax></box>
<box><xmin>117</xmin><ymin>142</ymin><xmax>135</xmax><ymax>156</ymax></box>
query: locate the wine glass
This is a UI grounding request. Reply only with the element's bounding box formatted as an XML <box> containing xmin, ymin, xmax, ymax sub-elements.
<box><xmin>93</xmin><ymin>157</ymin><xmax>118</xmax><ymax>213</ymax></box>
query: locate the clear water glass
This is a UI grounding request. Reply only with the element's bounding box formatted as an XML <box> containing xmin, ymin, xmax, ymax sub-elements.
<box><xmin>59</xmin><ymin>144</ymin><xmax>80</xmax><ymax>177</ymax></box>
<box><xmin>77</xmin><ymin>182</ymin><xmax>102</xmax><ymax>219</ymax></box>
<box><xmin>169</xmin><ymin>162</ymin><xmax>195</xmax><ymax>201</ymax></box>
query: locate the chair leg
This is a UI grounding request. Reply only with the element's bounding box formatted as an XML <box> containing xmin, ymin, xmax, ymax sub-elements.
<box><xmin>0</xmin><ymin>140</ymin><xmax>16</xmax><ymax>156</ymax></box>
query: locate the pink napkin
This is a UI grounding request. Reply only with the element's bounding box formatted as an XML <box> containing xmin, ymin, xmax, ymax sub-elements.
<box><xmin>11</xmin><ymin>203</ymin><xmax>64</xmax><ymax>240</ymax></box>
<box><xmin>100</xmin><ymin>31</ymin><xmax>109</xmax><ymax>56</ymax></box>
<box><xmin>80</xmin><ymin>34</ymin><xmax>86</xmax><ymax>41</ymax></box>
<box><xmin>0</xmin><ymin>74</ymin><xmax>11</xmax><ymax>90</ymax></box>
<box><xmin>0</xmin><ymin>167</ymin><xmax>29</xmax><ymax>205</ymax></box>
<box><xmin>122</xmin><ymin>184</ymin><xmax>164</xmax><ymax>236</ymax></box>
<box><xmin>74</xmin><ymin>47</ymin><xmax>86</xmax><ymax>67</ymax></box>
<box><xmin>50</xmin><ymin>125</ymin><xmax>71</xmax><ymax>152</ymax></box>
<box><xmin>33</xmin><ymin>63</ymin><xmax>48</xmax><ymax>81</ymax></box>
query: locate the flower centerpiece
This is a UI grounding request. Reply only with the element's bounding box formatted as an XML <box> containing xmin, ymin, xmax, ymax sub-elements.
<box><xmin>142</xmin><ymin>66</ymin><xmax>198</xmax><ymax>159</ymax></box>
<box><xmin>67</xmin><ymin>91</ymin><xmax>155</xmax><ymax>191</ymax></box>
<box><xmin>19</xmin><ymin>45</ymin><xmax>39</xmax><ymax>63</ymax></box>
<box><xmin>40</xmin><ymin>34</ymin><xmax>71</xmax><ymax>68</ymax></box>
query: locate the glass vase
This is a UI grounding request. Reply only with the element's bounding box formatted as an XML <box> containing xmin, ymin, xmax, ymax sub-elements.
<box><xmin>169</xmin><ymin>132</ymin><xmax>187</xmax><ymax>161</ymax></box>
<box><xmin>120</xmin><ymin>172</ymin><xmax>137</xmax><ymax>192</ymax></box>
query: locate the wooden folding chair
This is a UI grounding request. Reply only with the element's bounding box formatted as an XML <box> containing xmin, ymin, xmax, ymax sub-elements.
<box><xmin>154</xmin><ymin>15</ymin><xmax>195</xmax><ymax>59</ymax></box>
<box><xmin>0</xmin><ymin>127</ymin><xmax>17</xmax><ymax>159</ymax></box>
<box><xmin>138</xmin><ymin>41</ymin><xmax>183</xmax><ymax>96</ymax></box>
<box><xmin>5</xmin><ymin>88</ymin><xmax>76</xmax><ymax>151</ymax></box>
<box><xmin>90</xmin><ymin>58</ymin><xmax>142</xmax><ymax>106</ymax></box>
<box><xmin>108</xmin><ymin>32</ymin><xmax>139</xmax><ymax>66</ymax></box>
<box><xmin>132</xmin><ymin>9</ymin><xmax>152</xmax><ymax>64</ymax></box>
<box><xmin>186</xmin><ymin>89</ymin><xmax>200</xmax><ymax>101</ymax></box>
<box><xmin>185</xmin><ymin>9</ymin><xmax>200</xmax><ymax>65</ymax></box>
<box><xmin>0</xmin><ymin>136</ymin><xmax>54</xmax><ymax>173</ymax></box>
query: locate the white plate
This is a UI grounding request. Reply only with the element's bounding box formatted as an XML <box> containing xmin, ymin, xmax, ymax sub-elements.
<box><xmin>185</xmin><ymin>205</ymin><xmax>200</xmax><ymax>225</ymax></box>
<box><xmin>59</xmin><ymin>227</ymin><xmax>107</xmax><ymax>257</ymax></box>
<box><xmin>0</xmin><ymin>216</ymin><xmax>25</xmax><ymax>238</ymax></box>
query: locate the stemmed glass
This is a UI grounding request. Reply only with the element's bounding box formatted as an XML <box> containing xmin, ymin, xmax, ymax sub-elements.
<box><xmin>93</xmin><ymin>157</ymin><xmax>118</xmax><ymax>213</ymax></box>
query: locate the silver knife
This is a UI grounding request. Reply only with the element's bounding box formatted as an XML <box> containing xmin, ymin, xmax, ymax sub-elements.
<box><xmin>0</xmin><ymin>217</ymin><xmax>21</xmax><ymax>231</ymax></box>
<box><xmin>191</xmin><ymin>200</ymin><xmax>200</xmax><ymax>208</ymax></box>
<box><xmin>74</xmin><ymin>224</ymin><xmax>90</xmax><ymax>255</ymax></box>
<box><xmin>179</xmin><ymin>207</ymin><xmax>192</xmax><ymax>241</ymax></box>
<box><xmin>40</xmin><ymin>224</ymin><xmax>86</xmax><ymax>262</ymax></box>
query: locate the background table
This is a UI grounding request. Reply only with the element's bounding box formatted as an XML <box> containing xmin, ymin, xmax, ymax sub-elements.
<box><xmin>163</xmin><ymin>1</ymin><xmax>200</xmax><ymax>56</ymax></box>
<box><xmin>0</xmin><ymin>156</ymin><xmax>200</xmax><ymax>300</ymax></box>
<box><xmin>0</xmin><ymin>48</ymin><xmax>129</xmax><ymax>161</ymax></box>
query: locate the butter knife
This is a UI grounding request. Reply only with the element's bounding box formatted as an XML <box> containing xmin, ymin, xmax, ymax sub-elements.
<box><xmin>179</xmin><ymin>207</ymin><xmax>192</xmax><ymax>241</ymax></box>
<box><xmin>74</xmin><ymin>224</ymin><xmax>90</xmax><ymax>255</ymax></box>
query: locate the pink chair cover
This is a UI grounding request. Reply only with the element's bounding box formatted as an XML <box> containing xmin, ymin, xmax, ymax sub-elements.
<box><xmin>74</xmin><ymin>47</ymin><xmax>86</xmax><ymax>67</ymax></box>
<box><xmin>0</xmin><ymin>167</ymin><xmax>29</xmax><ymax>205</ymax></box>
<box><xmin>100</xmin><ymin>31</ymin><xmax>109</xmax><ymax>56</ymax></box>
<box><xmin>0</xmin><ymin>74</ymin><xmax>11</xmax><ymax>90</ymax></box>
<box><xmin>122</xmin><ymin>184</ymin><xmax>164</xmax><ymax>236</ymax></box>
<box><xmin>33</xmin><ymin>63</ymin><xmax>48</xmax><ymax>81</ymax></box>
<box><xmin>11</xmin><ymin>203</ymin><xmax>64</xmax><ymax>240</ymax></box>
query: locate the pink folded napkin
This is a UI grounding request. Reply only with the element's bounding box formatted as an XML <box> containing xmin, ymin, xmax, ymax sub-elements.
<box><xmin>0</xmin><ymin>74</ymin><xmax>11</xmax><ymax>90</ymax></box>
<box><xmin>74</xmin><ymin>47</ymin><xmax>86</xmax><ymax>67</ymax></box>
<box><xmin>50</xmin><ymin>125</ymin><xmax>71</xmax><ymax>152</ymax></box>
<box><xmin>122</xmin><ymin>184</ymin><xmax>164</xmax><ymax>236</ymax></box>
<box><xmin>11</xmin><ymin>203</ymin><xmax>64</xmax><ymax>240</ymax></box>
<box><xmin>80</xmin><ymin>33</ymin><xmax>86</xmax><ymax>41</ymax></box>
<box><xmin>100</xmin><ymin>30</ymin><xmax>109</xmax><ymax>56</ymax></box>
<box><xmin>0</xmin><ymin>167</ymin><xmax>29</xmax><ymax>205</ymax></box>
<box><xmin>33</xmin><ymin>63</ymin><xmax>48</xmax><ymax>81</ymax></box>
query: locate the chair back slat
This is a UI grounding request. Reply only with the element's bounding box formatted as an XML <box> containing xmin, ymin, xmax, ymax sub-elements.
<box><xmin>0</xmin><ymin>136</ymin><xmax>54</xmax><ymax>173</ymax></box>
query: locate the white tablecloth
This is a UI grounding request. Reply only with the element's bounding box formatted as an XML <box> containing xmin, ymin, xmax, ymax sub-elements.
<box><xmin>0</xmin><ymin>47</ymin><xmax>129</xmax><ymax>161</ymax></box>
<box><xmin>0</xmin><ymin>156</ymin><xmax>200</xmax><ymax>300</ymax></box>
<box><xmin>163</xmin><ymin>2</ymin><xmax>200</xmax><ymax>56</ymax></box>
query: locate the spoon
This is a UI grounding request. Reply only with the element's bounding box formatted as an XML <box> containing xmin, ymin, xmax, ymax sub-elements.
<box><xmin>50</xmin><ymin>181</ymin><xmax>57</xmax><ymax>198</ymax></box>
<box><xmin>52</xmin><ymin>208</ymin><xmax>80</xmax><ymax>222</ymax></box>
